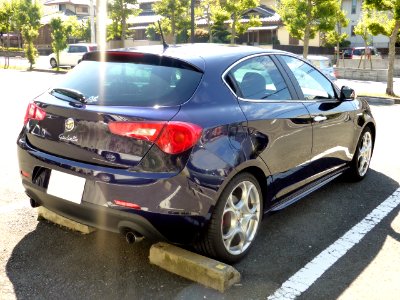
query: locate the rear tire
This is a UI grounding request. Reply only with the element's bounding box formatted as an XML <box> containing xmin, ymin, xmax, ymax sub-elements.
<box><xmin>346</xmin><ymin>127</ymin><xmax>373</xmax><ymax>181</ymax></box>
<box><xmin>50</xmin><ymin>58</ymin><xmax>57</xmax><ymax>68</ymax></box>
<box><xmin>195</xmin><ymin>173</ymin><xmax>263</xmax><ymax>263</ymax></box>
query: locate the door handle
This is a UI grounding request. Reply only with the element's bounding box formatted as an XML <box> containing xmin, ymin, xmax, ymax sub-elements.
<box><xmin>313</xmin><ymin>115</ymin><xmax>327</xmax><ymax>122</ymax></box>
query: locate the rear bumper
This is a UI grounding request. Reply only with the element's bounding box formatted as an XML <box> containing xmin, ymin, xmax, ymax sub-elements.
<box><xmin>17</xmin><ymin>139</ymin><xmax>210</xmax><ymax>244</ymax></box>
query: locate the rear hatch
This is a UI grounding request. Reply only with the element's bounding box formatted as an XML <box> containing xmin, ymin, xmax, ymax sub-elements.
<box><xmin>24</xmin><ymin>51</ymin><xmax>203</xmax><ymax>169</ymax></box>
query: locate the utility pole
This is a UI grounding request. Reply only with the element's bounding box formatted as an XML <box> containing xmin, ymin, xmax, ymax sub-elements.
<box><xmin>96</xmin><ymin>0</ymin><xmax>107</xmax><ymax>50</ymax></box>
<box><xmin>90</xmin><ymin>0</ymin><xmax>95</xmax><ymax>43</ymax></box>
<box><xmin>190</xmin><ymin>0</ymin><xmax>195</xmax><ymax>43</ymax></box>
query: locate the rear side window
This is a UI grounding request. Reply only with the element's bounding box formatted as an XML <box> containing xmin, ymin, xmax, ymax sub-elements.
<box><xmin>77</xmin><ymin>46</ymin><xmax>88</xmax><ymax>52</ymax></box>
<box><xmin>53</xmin><ymin>60</ymin><xmax>203</xmax><ymax>107</ymax></box>
<box><xmin>228</xmin><ymin>55</ymin><xmax>292</xmax><ymax>100</ymax></box>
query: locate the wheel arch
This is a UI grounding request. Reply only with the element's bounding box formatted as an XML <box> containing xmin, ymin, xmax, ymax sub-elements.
<box><xmin>364</xmin><ymin>122</ymin><xmax>376</xmax><ymax>146</ymax></box>
<box><xmin>215</xmin><ymin>159</ymin><xmax>273</xmax><ymax>213</ymax></box>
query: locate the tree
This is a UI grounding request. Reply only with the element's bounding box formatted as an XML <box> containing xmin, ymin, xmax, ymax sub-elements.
<box><xmin>224</xmin><ymin>0</ymin><xmax>260</xmax><ymax>44</ymax></box>
<box><xmin>278</xmin><ymin>0</ymin><xmax>341</xmax><ymax>58</ymax></box>
<box><xmin>50</xmin><ymin>17</ymin><xmax>72</xmax><ymax>71</ymax></box>
<box><xmin>324</xmin><ymin>0</ymin><xmax>348</xmax><ymax>67</ymax></box>
<box><xmin>0</xmin><ymin>0</ymin><xmax>18</xmax><ymax>68</ymax></box>
<box><xmin>211</xmin><ymin>9</ymin><xmax>230</xmax><ymax>43</ymax></box>
<box><xmin>364</xmin><ymin>0</ymin><xmax>400</xmax><ymax>96</ymax></box>
<box><xmin>195</xmin><ymin>0</ymin><xmax>220</xmax><ymax>43</ymax></box>
<box><xmin>108</xmin><ymin>0</ymin><xmax>140</xmax><ymax>46</ymax></box>
<box><xmin>153</xmin><ymin>0</ymin><xmax>190</xmax><ymax>44</ymax></box>
<box><xmin>353</xmin><ymin>10</ymin><xmax>377</xmax><ymax>69</ymax></box>
<box><xmin>15</xmin><ymin>0</ymin><xmax>42</xmax><ymax>70</ymax></box>
<box><xmin>65</xmin><ymin>16</ymin><xmax>90</xmax><ymax>42</ymax></box>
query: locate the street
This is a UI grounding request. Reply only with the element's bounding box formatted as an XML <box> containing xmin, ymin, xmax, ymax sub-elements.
<box><xmin>0</xmin><ymin>69</ymin><xmax>399</xmax><ymax>299</ymax></box>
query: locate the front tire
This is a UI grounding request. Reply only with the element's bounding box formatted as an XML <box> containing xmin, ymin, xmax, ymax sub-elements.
<box><xmin>347</xmin><ymin>127</ymin><xmax>374</xmax><ymax>181</ymax></box>
<box><xmin>195</xmin><ymin>173</ymin><xmax>263</xmax><ymax>263</ymax></box>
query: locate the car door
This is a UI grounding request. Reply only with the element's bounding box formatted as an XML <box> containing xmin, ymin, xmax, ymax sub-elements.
<box><xmin>67</xmin><ymin>45</ymin><xmax>79</xmax><ymax>65</ymax></box>
<box><xmin>277</xmin><ymin>55</ymin><xmax>356</xmax><ymax>179</ymax></box>
<box><xmin>225</xmin><ymin>54</ymin><xmax>313</xmax><ymax>202</ymax></box>
<box><xmin>58</xmin><ymin>47</ymin><xmax>69</xmax><ymax>65</ymax></box>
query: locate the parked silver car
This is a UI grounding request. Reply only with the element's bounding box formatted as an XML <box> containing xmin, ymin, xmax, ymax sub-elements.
<box><xmin>307</xmin><ymin>55</ymin><xmax>336</xmax><ymax>81</ymax></box>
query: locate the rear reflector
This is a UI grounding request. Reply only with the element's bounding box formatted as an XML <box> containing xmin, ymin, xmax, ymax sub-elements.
<box><xmin>108</xmin><ymin>121</ymin><xmax>202</xmax><ymax>155</ymax></box>
<box><xmin>21</xmin><ymin>170</ymin><xmax>30</xmax><ymax>178</ymax></box>
<box><xmin>114</xmin><ymin>200</ymin><xmax>141</xmax><ymax>210</ymax></box>
<box><xmin>24</xmin><ymin>102</ymin><xmax>46</xmax><ymax>125</ymax></box>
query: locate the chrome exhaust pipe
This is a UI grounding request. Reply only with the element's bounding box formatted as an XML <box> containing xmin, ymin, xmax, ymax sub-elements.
<box><xmin>125</xmin><ymin>231</ymin><xmax>144</xmax><ymax>244</ymax></box>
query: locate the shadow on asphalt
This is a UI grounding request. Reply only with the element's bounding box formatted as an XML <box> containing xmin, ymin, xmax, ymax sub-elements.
<box><xmin>6</xmin><ymin>169</ymin><xmax>399</xmax><ymax>299</ymax></box>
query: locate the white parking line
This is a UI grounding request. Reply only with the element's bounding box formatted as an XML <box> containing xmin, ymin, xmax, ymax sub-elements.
<box><xmin>268</xmin><ymin>188</ymin><xmax>400</xmax><ymax>300</ymax></box>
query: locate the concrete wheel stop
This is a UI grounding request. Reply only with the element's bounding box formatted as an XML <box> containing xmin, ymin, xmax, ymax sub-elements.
<box><xmin>37</xmin><ymin>207</ymin><xmax>96</xmax><ymax>234</ymax></box>
<box><xmin>149</xmin><ymin>242</ymin><xmax>241</xmax><ymax>292</ymax></box>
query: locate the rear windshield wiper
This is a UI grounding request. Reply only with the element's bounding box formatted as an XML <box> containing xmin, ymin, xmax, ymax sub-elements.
<box><xmin>50</xmin><ymin>87</ymin><xmax>87</xmax><ymax>103</ymax></box>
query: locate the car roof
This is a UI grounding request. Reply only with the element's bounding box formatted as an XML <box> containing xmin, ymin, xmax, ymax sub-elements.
<box><xmin>115</xmin><ymin>43</ymin><xmax>288</xmax><ymax>71</ymax></box>
<box><xmin>69</xmin><ymin>43</ymin><xmax>97</xmax><ymax>47</ymax></box>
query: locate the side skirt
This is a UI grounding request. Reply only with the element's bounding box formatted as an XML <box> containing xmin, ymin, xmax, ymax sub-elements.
<box><xmin>268</xmin><ymin>168</ymin><xmax>348</xmax><ymax>212</ymax></box>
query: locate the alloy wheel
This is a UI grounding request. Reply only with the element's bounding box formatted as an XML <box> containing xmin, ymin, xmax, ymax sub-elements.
<box><xmin>357</xmin><ymin>131</ymin><xmax>372</xmax><ymax>177</ymax></box>
<box><xmin>221</xmin><ymin>180</ymin><xmax>261</xmax><ymax>255</ymax></box>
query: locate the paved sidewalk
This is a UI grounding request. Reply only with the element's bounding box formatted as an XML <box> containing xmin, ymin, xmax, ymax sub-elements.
<box><xmin>336</xmin><ymin>78</ymin><xmax>400</xmax><ymax>97</ymax></box>
<box><xmin>2</xmin><ymin>56</ymin><xmax>50</xmax><ymax>70</ymax></box>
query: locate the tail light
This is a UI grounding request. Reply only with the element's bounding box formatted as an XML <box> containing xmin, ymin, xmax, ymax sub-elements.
<box><xmin>114</xmin><ymin>200</ymin><xmax>141</xmax><ymax>210</ymax></box>
<box><xmin>108</xmin><ymin>121</ymin><xmax>202</xmax><ymax>155</ymax></box>
<box><xmin>24</xmin><ymin>102</ymin><xmax>46</xmax><ymax>125</ymax></box>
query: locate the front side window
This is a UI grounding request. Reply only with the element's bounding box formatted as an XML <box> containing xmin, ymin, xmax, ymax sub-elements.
<box><xmin>281</xmin><ymin>56</ymin><xmax>336</xmax><ymax>100</ymax></box>
<box><xmin>68</xmin><ymin>46</ymin><xmax>78</xmax><ymax>53</ymax></box>
<box><xmin>228</xmin><ymin>55</ymin><xmax>292</xmax><ymax>100</ymax></box>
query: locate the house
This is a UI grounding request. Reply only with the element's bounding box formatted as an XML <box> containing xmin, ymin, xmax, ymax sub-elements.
<box><xmin>128</xmin><ymin>0</ymin><xmax>161</xmax><ymax>41</ymax></box>
<box><xmin>128</xmin><ymin>0</ymin><xmax>321</xmax><ymax>47</ymax></box>
<box><xmin>341</xmin><ymin>0</ymin><xmax>389</xmax><ymax>48</ymax></box>
<box><xmin>36</xmin><ymin>0</ymin><xmax>94</xmax><ymax>50</ymax></box>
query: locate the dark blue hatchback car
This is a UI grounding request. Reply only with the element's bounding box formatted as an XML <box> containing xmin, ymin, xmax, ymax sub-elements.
<box><xmin>17</xmin><ymin>44</ymin><xmax>375</xmax><ymax>262</ymax></box>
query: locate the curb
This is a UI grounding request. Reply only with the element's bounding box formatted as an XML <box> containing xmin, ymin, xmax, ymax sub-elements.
<box><xmin>31</xmin><ymin>68</ymin><xmax>69</xmax><ymax>74</ymax></box>
<box><xmin>37</xmin><ymin>206</ymin><xmax>96</xmax><ymax>234</ymax></box>
<box><xmin>149</xmin><ymin>242</ymin><xmax>240</xmax><ymax>292</ymax></box>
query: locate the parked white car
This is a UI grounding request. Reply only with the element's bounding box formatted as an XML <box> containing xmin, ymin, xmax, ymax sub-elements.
<box><xmin>49</xmin><ymin>43</ymin><xmax>97</xmax><ymax>68</ymax></box>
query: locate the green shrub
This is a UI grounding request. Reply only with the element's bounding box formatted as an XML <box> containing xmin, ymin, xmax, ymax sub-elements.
<box><xmin>0</xmin><ymin>46</ymin><xmax>24</xmax><ymax>52</ymax></box>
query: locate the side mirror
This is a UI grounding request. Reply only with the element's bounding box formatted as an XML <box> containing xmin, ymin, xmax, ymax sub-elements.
<box><xmin>340</xmin><ymin>86</ymin><xmax>355</xmax><ymax>101</ymax></box>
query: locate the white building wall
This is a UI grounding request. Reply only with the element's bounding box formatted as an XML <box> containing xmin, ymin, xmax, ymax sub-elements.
<box><xmin>341</xmin><ymin>0</ymin><xmax>389</xmax><ymax>48</ymax></box>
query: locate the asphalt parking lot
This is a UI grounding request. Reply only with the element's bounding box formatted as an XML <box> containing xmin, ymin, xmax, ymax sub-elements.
<box><xmin>1</xmin><ymin>69</ymin><xmax>399</xmax><ymax>299</ymax></box>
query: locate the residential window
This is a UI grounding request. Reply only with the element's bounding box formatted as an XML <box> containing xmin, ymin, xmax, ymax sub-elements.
<box><xmin>351</xmin><ymin>25</ymin><xmax>356</xmax><ymax>36</ymax></box>
<box><xmin>289</xmin><ymin>35</ymin><xmax>299</xmax><ymax>45</ymax></box>
<box><xmin>351</xmin><ymin>0</ymin><xmax>357</xmax><ymax>14</ymax></box>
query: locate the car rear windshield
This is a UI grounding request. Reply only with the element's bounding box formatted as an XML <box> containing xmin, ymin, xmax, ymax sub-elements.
<box><xmin>52</xmin><ymin>59</ymin><xmax>203</xmax><ymax>107</ymax></box>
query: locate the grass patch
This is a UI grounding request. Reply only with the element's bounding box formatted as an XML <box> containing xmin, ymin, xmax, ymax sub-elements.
<box><xmin>358</xmin><ymin>92</ymin><xmax>400</xmax><ymax>100</ymax></box>
<box><xmin>1</xmin><ymin>65</ymin><xmax>68</xmax><ymax>73</ymax></box>
<box><xmin>1</xmin><ymin>65</ymin><xmax>28</xmax><ymax>71</ymax></box>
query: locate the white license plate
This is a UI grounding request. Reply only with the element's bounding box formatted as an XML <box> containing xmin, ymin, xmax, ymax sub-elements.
<box><xmin>47</xmin><ymin>170</ymin><xmax>86</xmax><ymax>204</ymax></box>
